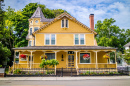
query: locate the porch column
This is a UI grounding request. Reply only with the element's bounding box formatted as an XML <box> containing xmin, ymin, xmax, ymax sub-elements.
<box><xmin>55</xmin><ymin>51</ymin><xmax>57</xmax><ymax>75</ymax></box>
<box><xmin>95</xmin><ymin>51</ymin><xmax>98</xmax><ymax>69</ymax></box>
<box><xmin>30</xmin><ymin>51</ymin><xmax>33</xmax><ymax>69</ymax></box>
<box><xmin>13</xmin><ymin>51</ymin><xmax>16</xmax><ymax>72</ymax></box>
<box><xmin>75</xmin><ymin>51</ymin><xmax>78</xmax><ymax>69</ymax></box>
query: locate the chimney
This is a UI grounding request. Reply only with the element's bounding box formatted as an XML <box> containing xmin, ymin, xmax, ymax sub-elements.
<box><xmin>89</xmin><ymin>14</ymin><xmax>94</xmax><ymax>30</ymax></box>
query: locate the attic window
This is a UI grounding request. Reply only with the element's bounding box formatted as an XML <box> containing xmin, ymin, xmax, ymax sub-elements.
<box><xmin>61</xmin><ymin>19</ymin><xmax>68</xmax><ymax>28</ymax></box>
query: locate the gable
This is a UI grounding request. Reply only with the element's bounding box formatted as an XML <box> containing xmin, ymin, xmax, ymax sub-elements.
<box><xmin>32</xmin><ymin>12</ymin><xmax>97</xmax><ymax>35</ymax></box>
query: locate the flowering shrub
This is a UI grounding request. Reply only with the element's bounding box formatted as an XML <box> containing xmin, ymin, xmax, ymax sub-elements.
<box><xmin>19</xmin><ymin>54</ymin><xmax>26</xmax><ymax>60</ymax></box>
<box><xmin>103</xmin><ymin>54</ymin><xmax>110</xmax><ymax>59</ymax></box>
<box><xmin>83</xmin><ymin>54</ymin><xmax>90</xmax><ymax>60</ymax></box>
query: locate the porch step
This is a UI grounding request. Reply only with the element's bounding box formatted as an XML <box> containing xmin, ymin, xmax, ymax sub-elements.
<box><xmin>56</xmin><ymin>68</ymin><xmax>77</xmax><ymax>76</ymax></box>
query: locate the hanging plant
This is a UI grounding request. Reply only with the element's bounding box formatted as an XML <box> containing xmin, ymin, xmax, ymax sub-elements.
<box><xmin>103</xmin><ymin>54</ymin><xmax>110</xmax><ymax>59</ymax></box>
<box><xmin>40</xmin><ymin>55</ymin><xmax>48</xmax><ymax>60</ymax></box>
<box><xmin>19</xmin><ymin>54</ymin><xmax>27</xmax><ymax>60</ymax></box>
<box><xmin>83</xmin><ymin>54</ymin><xmax>90</xmax><ymax>60</ymax></box>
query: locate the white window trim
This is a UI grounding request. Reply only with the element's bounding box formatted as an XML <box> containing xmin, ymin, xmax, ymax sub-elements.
<box><xmin>28</xmin><ymin>40</ymin><xmax>32</xmax><ymax>46</ymax></box>
<box><xmin>74</xmin><ymin>34</ymin><xmax>85</xmax><ymax>45</ymax></box>
<box><xmin>79</xmin><ymin>52</ymin><xmax>91</xmax><ymax>64</ymax></box>
<box><xmin>44</xmin><ymin>52</ymin><xmax>55</xmax><ymax>60</ymax></box>
<box><xmin>45</xmin><ymin>34</ymin><xmax>56</xmax><ymax>45</ymax></box>
<box><xmin>29</xmin><ymin>28</ymin><xmax>32</xmax><ymax>35</ymax></box>
<box><xmin>61</xmin><ymin>19</ymin><xmax>69</xmax><ymax>28</ymax></box>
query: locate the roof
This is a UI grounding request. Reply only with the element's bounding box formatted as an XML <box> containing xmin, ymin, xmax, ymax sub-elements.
<box><xmin>30</xmin><ymin>7</ymin><xmax>53</xmax><ymax>22</ymax></box>
<box><xmin>124</xmin><ymin>42</ymin><xmax>130</xmax><ymax>47</ymax></box>
<box><xmin>12</xmin><ymin>46</ymin><xmax>117</xmax><ymax>50</ymax></box>
<box><xmin>32</xmin><ymin>12</ymin><xmax>97</xmax><ymax>35</ymax></box>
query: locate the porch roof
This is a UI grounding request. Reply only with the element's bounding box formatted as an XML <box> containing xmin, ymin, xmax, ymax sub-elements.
<box><xmin>12</xmin><ymin>46</ymin><xmax>117</xmax><ymax>50</ymax></box>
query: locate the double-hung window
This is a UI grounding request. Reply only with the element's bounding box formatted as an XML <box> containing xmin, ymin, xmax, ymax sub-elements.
<box><xmin>61</xmin><ymin>19</ymin><xmax>68</xmax><ymax>28</ymax></box>
<box><xmin>30</xmin><ymin>28</ymin><xmax>32</xmax><ymax>35</ymax></box>
<box><xmin>74</xmin><ymin>34</ymin><xmax>85</xmax><ymax>45</ymax></box>
<box><xmin>29</xmin><ymin>41</ymin><xmax>32</xmax><ymax>46</ymax></box>
<box><xmin>45</xmin><ymin>34</ymin><xmax>56</xmax><ymax>45</ymax></box>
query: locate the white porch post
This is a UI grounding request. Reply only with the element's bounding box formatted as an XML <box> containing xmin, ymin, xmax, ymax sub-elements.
<box><xmin>30</xmin><ymin>51</ymin><xmax>33</xmax><ymax>69</ymax></box>
<box><xmin>55</xmin><ymin>51</ymin><xmax>57</xmax><ymax>75</ymax></box>
<box><xmin>109</xmin><ymin>52</ymin><xmax>110</xmax><ymax>64</ymax></box>
<box><xmin>95</xmin><ymin>51</ymin><xmax>98</xmax><ymax>69</ymax></box>
<box><xmin>115</xmin><ymin>51</ymin><xmax>116</xmax><ymax>63</ymax></box>
<box><xmin>75</xmin><ymin>51</ymin><xmax>78</xmax><ymax>69</ymax></box>
<box><xmin>13</xmin><ymin>51</ymin><xmax>16</xmax><ymax>72</ymax></box>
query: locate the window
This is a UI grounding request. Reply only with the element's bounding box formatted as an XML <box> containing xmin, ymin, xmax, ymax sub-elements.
<box><xmin>29</xmin><ymin>41</ymin><xmax>32</xmax><ymax>46</ymax></box>
<box><xmin>80</xmin><ymin>34</ymin><xmax>84</xmax><ymax>45</ymax></box>
<box><xmin>80</xmin><ymin>53</ymin><xmax>90</xmax><ymax>63</ymax></box>
<box><xmin>75</xmin><ymin>34</ymin><xmax>79</xmax><ymax>45</ymax></box>
<box><xmin>34</xmin><ymin>27</ymin><xmax>39</xmax><ymax>32</ymax></box>
<box><xmin>30</xmin><ymin>28</ymin><xmax>32</xmax><ymax>35</ymax></box>
<box><xmin>45</xmin><ymin>53</ymin><xmax>55</xmax><ymax>60</ymax></box>
<box><xmin>45</xmin><ymin>34</ymin><xmax>50</xmax><ymax>45</ymax></box>
<box><xmin>61</xmin><ymin>19</ymin><xmax>68</xmax><ymax>28</ymax></box>
<box><xmin>62</xmin><ymin>20</ymin><xmax>64</xmax><ymax>27</ymax></box>
<box><xmin>51</xmin><ymin>34</ymin><xmax>55</xmax><ymax>45</ymax></box>
<box><xmin>45</xmin><ymin>34</ymin><xmax>56</xmax><ymax>45</ymax></box>
<box><xmin>20</xmin><ymin>55</ymin><xmax>28</xmax><ymax>61</ymax></box>
<box><xmin>74</xmin><ymin>34</ymin><xmax>85</xmax><ymax>45</ymax></box>
<box><xmin>30</xmin><ymin>21</ymin><xmax>32</xmax><ymax>24</ymax></box>
<box><xmin>35</xmin><ymin>20</ymin><xmax>38</xmax><ymax>23</ymax></box>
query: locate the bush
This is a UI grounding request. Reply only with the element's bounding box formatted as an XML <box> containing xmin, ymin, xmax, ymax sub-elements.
<box><xmin>14</xmin><ymin>69</ymin><xmax>21</xmax><ymax>74</ymax></box>
<box><xmin>0</xmin><ymin>65</ymin><xmax>2</xmax><ymax>68</ymax></box>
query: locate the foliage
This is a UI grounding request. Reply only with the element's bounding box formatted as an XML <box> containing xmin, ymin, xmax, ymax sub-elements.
<box><xmin>39</xmin><ymin>59</ymin><xmax>59</xmax><ymax>68</ymax></box>
<box><xmin>15</xmin><ymin>58</ymin><xmax>19</xmax><ymax>61</ymax></box>
<box><xmin>95</xmin><ymin>18</ymin><xmax>129</xmax><ymax>53</ymax></box>
<box><xmin>0</xmin><ymin>65</ymin><xmax>2</xmax><ymax>68</ymax></box>
<box><xmin>123</xmin><ymin>49</ymin><xmax>130</xmax><ymax>64</ymax></box>
<box><xmin>40</xmin><ymin>55</ymin><xmax>48</xmax><ymax>60</ymax></box>
<box><xmin>13</xmin><ymin>69</ymin><xmax>21</xmax><ymax>74</ymax></box>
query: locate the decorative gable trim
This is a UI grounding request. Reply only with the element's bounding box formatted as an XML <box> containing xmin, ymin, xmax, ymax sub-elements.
<box><xmin>32</xmin><ymin>12</ymin><xmax>97</xmax><ymax>36</ymax></box>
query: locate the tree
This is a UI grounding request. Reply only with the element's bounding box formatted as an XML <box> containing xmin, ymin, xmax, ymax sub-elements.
<box><xmin>123</xmin><ymin>49</ymin><xmax>130</xmax><ymax>64</ymax></box>
<box><xmin>13</xmin><ymin>3</ymin><xmax>65</xmax><ymax>47</ymax></box>
<box><xmin>95</xmin><ymin>18</ymin><xmax>127</xmax><ymax>52</ymax></box>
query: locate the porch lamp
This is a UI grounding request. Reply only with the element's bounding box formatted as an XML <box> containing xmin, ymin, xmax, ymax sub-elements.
<box><xmin>61</xmin><ymin>54</ymin><xmax>64</xmax><ymax>61</ymax></box>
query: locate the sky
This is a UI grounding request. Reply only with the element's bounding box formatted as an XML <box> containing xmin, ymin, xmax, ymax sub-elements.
<box><xmin>4</xmin><ymin>0</ymin><xmax>130</xmax><ymax>30</ymax></box>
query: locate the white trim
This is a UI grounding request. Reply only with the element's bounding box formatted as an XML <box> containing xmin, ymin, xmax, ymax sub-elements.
<box><xmin>79</xmin><ymin>52</ymin><xmax>91</xmax><ymax>64</ymax></box>
<box><xmin>28</xmin><ymin>40</ymin><xmax>32</xmax><ymax>46</ymax></box>
<box><xmin>35</xmin><ymin>34</ymin><xmax>36</xmax><ymax>46</ymax></box>
<box><xmin>61</xmin><ymin>19</ymin><xmax>69</xmax><ymax>28</ymax></box>
<box><xmin>74</xmin><ymin>34</ymin><xmax>85</xmax><ymax>45</ymax></box>
<box><xmin>44</xmin><ymin>34</ymin><xmax>56</xmax><ymax>45</ymax></box>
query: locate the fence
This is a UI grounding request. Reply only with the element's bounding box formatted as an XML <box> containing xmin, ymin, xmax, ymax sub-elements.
<box><xmin>6</xmin><ymin>67</ymin><xmax>130</xmax><ymax>77</ymax></box>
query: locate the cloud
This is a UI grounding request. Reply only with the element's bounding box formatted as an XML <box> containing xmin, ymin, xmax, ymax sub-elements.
<box><xmin>4</xmin><ymin>0</ymin><xmax>130</xmax><ymax>29</ymax></box>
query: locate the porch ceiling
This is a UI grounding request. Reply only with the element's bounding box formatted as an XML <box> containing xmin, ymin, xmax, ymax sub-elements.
<box><xmin>12</xmin><ymin>46</ymin><xmax>117</xmax><ymax>51</ymax></box>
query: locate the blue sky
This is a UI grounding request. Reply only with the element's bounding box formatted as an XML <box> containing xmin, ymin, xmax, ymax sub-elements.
<box><xmin>4</xmin><ymin>0</ymin><xmax>130</xmax><ymax>30</ymax></box>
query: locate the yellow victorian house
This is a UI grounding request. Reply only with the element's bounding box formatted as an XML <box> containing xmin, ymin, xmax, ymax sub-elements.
<box><xmin>12</xmin><ymin>7</ymin><xmax>117</xmax><ymax>75</ymax></box>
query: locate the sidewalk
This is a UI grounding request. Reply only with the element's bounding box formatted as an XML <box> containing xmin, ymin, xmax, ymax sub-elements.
<box><xmin>0</xmin><ymin>76</ymin><xmax>130</xmax><ymax>80</ymax></box>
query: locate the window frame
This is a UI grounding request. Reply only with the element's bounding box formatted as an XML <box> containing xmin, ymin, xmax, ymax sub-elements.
<box><xmin>35</xmin><ymin>20</ymin><xmax>38</xmax><ymax>23</ymax></box>
<box><xmin>20</xmin><ymin>54</ymin><xmax>28</xmax><ymax>61</ymax></box>
<box><xmin>45</xmin><ymin>34</ymin><xmax>56</xmax><ymax>45</ymax></box>
<box><xmin>34</xmin><ymin>27</ymin><xmax>39</xmax><ymax>32</ymax></box>
<box><xmin>61</xmin><ymin>19</ymin><xmax>69</xmax><ymax>28</ymax></box>
<box><xmin>79</xmin><ymin>52</ymin><xmax>91</xmax><ymax>64</ymax></box>
<box><xmin>74</xmin><ymin>34</ymin><xmax>85</xmax><ymax>45</ymax></box>
<box><xmin>44</xmin><ymin>52</ymin><xmax>55</xmax><ymax>60</ymax></box>
<box><xmin>28</xmin><ymin>41</ymin><xmax>32</xmax><ymax>46</ymax></box>
<box><xmin>30</xmin><ymin>28</ymin><xmax>32</xmax><ymax>35</ymax></box>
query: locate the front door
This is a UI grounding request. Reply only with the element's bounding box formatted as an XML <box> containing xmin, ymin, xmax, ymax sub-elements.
<box><xmin>68</xmin><ymin>55</ymin><xmax>74</xmax><ymax>68</ymax></box>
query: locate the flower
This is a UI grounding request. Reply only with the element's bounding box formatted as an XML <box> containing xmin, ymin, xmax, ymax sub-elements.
<box><xmin>40</xmin><ymin>55</ymin><xmax>48</xmax><ymax>60</ymax></box>
<box><xmin>19</xmin><ymin>54</ymin><xmax>26</xmax><ymax>58</ymax></box>
<box><xmin>83</xmin><ymin>54</ymin><xmax>90</xmax><ymax>60</ymax></box>
<box><xmin>103</xmin><ymin>54</ymin><xmax>110</xmax><ymax>59</ymax></box>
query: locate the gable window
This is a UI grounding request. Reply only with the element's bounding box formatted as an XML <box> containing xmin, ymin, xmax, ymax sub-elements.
<box><xmin>30</xmin><ymin>28</ymin><xmax>32</xmax><ymax>35</ymax></box>
<box><xmin>29</xmin><ymin>41</ymin><xmax>32</xmax><ymax>46</ymax></box>
<box><xmin>45</xmin><ymin>34</ymin><xmax>56</xmax><ymax>45</ymax></box>
<box><xmin>74</xmin><ymin>34</ymin><xmax>85</xmax><ymax>45</ymax></box>
<box><xmin>61</xmin><ymin>19</ymin><xmax>68</xmax><ymax>28</ymax></box>
<box><xmin>80</xmin><ymin>53</ymin><xmax>91</xmax><ymax>63</ymax></box>
<box><xmin>34</xmin><ymin>27</ymin><xmax>39</xmax><ymax>32</ymax></box>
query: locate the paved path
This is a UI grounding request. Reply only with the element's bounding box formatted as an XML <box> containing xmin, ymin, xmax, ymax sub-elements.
<box><xmin>0</xmin><ymin>79</ymin><xmax>130</xmax><ymax>86</ymax></box>
<box><xmin>0</xmin><ymin>76</ymin><xmax>130</xmax><ymax>80</ymax></box>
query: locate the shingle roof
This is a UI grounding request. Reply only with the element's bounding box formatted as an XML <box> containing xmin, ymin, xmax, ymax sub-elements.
<box><xmin>124</xmin><ymin>42</ymin><xmax>130</xmax><ymax>47</ymax></box>
<box><xmin>30</xmin><ymin>7</ymin><xmax>53</xmax><ymax>22</ymax></box>
<box><xmin>12</xmin><ymin>46</ymin><xmax>117</xmax><ymax>50</ymax></box>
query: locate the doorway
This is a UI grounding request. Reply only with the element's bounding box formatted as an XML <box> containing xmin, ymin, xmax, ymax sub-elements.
<box><xmin>68</xmin><ymin>55</ymin><xmax>74</xmax><ymax>68</ymax></box>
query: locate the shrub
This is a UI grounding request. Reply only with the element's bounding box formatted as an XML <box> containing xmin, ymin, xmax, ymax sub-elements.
<box><xmin>0</xmin><ymin>65</ymin><xmax>2</xmax><ymax>68</ymax></box>
<box><xmin>14</xmin><ymin>69</ymin><xmax>21</xmax><ymax>74</ymax></box>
